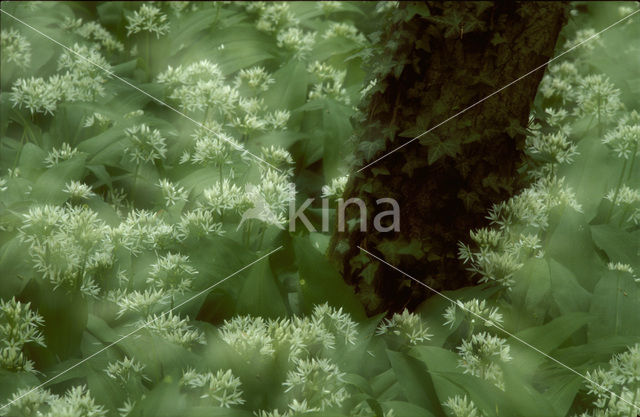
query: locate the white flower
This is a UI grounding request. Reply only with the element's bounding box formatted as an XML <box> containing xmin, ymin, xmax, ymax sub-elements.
<box><xmin>444</xmin><ymin>395</ymin><xmax>484</xmax><ymax>417</ymax></box>
<box><xmin>145</xmin><ymin>312</ymin><xmax>205</xmax><ymax>348</ymax></box>
<box><xmin>307</xmin><ymin>61</ymin><xmax>350</xmax><ymax>104</ymax></box>
<box><xmin>321</xmin><ymin>175</ymin><xmax>348</xmax><ymax>199</ymax></box>
<box><xmin>234</xmin><ymin>66</ymin><xmax>275</xmax><ymax>92</ymax></box>
<box><xmin>180</xmin><ymin>368</ymin><xmax>245</xmax><ymax>408</ymax></box>
<box><xmin>277</xmin><ymin>27</ymin><xmax>315</xmax><ymax>59</ymax></box>
<box><xmin>443</xmin><ymin>299</ymin><xmax>503</xmax><ymax>329</ymax></box>
<box><xmin>1</xmin><ymin>28</ymin><xmax>31</xmax><ymax>68</ymax></box>
<box><xmin>157</xmin><ymin>179</ymin><xmax>188</xmax><ymax>207</ymax></box>
<box><xmin>74</xmin><ymin>19</ymin><xmax>125</xmax><ymax>52</ymax></box>
<box><xmin>175</xmin><ymin>208</ymin><xmax>224</xmax><ymax>241</ymax></box>
<box><xmin>457</xmin><ymin>332</ymin><xmax>512</xmax><ymax>390</ymax></box>
<box><xmin>147</xmin><ymin>252</ymin><xmax>198</xmax><ymax>294</ymax></box>
<box><xmin>105</xmin><ymin>357</ymin><xmax>147</xmax><ymax>384</ymax></box>
<box><xmin>254</xmin><ymin>3</ymin><xmax>298</xmax><ymax>33</ymax></box>
<box><xmin>574</xmin><ymin>74</ymin><xmax>622</xmax><ymax>123</ymax></box>
<box><xmin>202</xmin><ymin>179</ymin><xmax>245</xmax><ymax>215</ymax></box>
<box><xmin>0</xmin><ymin>297</ymin><xmax>46</xmax><ymax>373</ymax></box>
<box><xmin>109</xmin><ymin>288</ymin><xmax>169</xmax><ymax>319</ymax></box>
<box><xmin>323</xmin><ymin>22</ymin><xmax>366</xmax><ymax>44</ymax></box>
<box><xmin>11</xmin><ymin>76</ymin><xmax>66</xmax><ymax>115</ymax></box>
<box><xmin>126</xmin><ymin>4</ymin><xmax>170</xmax><ymax>38</ymax></box>
<box><xmin>526</xmin><ymin>130</ymin><xmax>578</xmax><ymax>164</ymax></box>
<box><xmin>124</xmin><ymin>124</ymin><xmax>167</xmax><ymax>163</ymax></box>
<box><xmin>283</xmin><ymin>357</ymin><xmax>349</xmax><ymax>411</ymax></box>
<box><xmin>312</xmin><ymin>303</ymin><xmax>358</xmax><ymax>345</ymax></box>
<box><xmin>376</xmin><ymin>310</ymin><xmax>432</xmax><ymax>345</ymax></box>
<box><xmin>602</xmin><ymin>110</ymin><xmax>640</xmax><ymax>159</ymax></box>
<box><xmin>63</xmin><ymin>180</ymin><xmax>95</xmax><ymax>200</ymax></box>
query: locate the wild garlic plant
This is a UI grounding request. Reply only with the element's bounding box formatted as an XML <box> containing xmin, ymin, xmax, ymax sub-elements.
<box><xmin>0</xmin><ymin>298</ymin><xmax>46</xmax><ymax>373</ymax></box>
<box><xmin>577</xmin><ymin>344</ymin><xmax>640</xmax><ymax>417</ymax></box>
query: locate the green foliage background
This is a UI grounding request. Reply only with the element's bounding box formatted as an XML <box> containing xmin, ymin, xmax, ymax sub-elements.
<box><xmin>0</xmin><ymin>2</ymin><xmax>639</xmax><ymax>417</ymax></box>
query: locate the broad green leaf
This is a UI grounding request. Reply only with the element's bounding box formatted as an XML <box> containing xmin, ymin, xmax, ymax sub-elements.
<box><xmin>511</xmin><ymin>257</ymin><xmax>551</xmax><ymax>327</ymax></box>
<box><xmin>382</xmin><ymin>401</ymin><xmax>436</xmax><ymax>417</ymax></box>
<box><xmin>548</xmin><ymin>258</ymin><xmax>591</xmax><ymax>315</ymax></box>
<box><xmin>591</xmin><ymin>224</ymin><xmax>640</xmax><ymax>269</ymax></box>
<box><xmin>588</xmin><ymin>270</ymin><xmax>640</xmax><ymax>341</ymax></box>
<box><xmin>293</xmin><ymin>235</ymin><xmax>365</xmax><ymax>319</ymax></box>
<box><xmin>236</xmin><ymin>256</ymin><xmax>288</xmax><ymax>318</ymax></box>
<box><xmin>322</xmin><ymin>99</ymin><xmax>353</xmax><ymax>180</ymax></box>
<box><xmin>386</xmin><ymin>349</ymin><xmax>443</xmax><ymax>413</ymax></box>
<box><xmin>508</xmin><ymin>312</ymin><xmax>592</xmax><ymax>378</ymax></box>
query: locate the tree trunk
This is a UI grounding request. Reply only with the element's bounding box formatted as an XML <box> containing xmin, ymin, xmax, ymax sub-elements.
<box><xmin>329</xmin><ymin>2</ymin><xmax>568</xmax><ymax>315</ymax></box>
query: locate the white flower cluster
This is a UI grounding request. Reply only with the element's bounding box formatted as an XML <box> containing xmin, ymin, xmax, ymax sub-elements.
<box><xmin>157</xmin><ymin>179</ymin><xmax>188</xmax><ymax>207</ymax></box>
<box><xmin>126</xmin><ymin>3</ymin><xmax>170</xmax><ymax>38</ymax></box>
<box><xmin>124</xmin><ymin>124</ymin><xmax>168</xmax><ymax>164</ymax></box>
<box><xmin>277</xmin><ymin>27</ymin><xmax>316</xmax><ymax>59</ymax></box>
<box><xmin>105</xmin><ymin>356</ymin><xmax>148</xmax><ymax>385</ymax></box>
<box><xmin>63</xmin><ymin>180</ymin><xmax>95</xmax><ymax>201</ymax></box>
<box><xmin>1</xmin><ymin>28</ymin><xmax>31</xmax><ymax>68</ymax></box>
<box><xmin>376</xmin><ymin>309</ymin><xmax>432</xmax><ymax>345</ymax></box>
<box><xmin>158</xmin><ymin>59</ymin><xmax>235</xmax><ymax>114</ymax></box>
<box><xmin>19</xmin><ymin>205</ymin><xmax>113</xmax><ymax>296</ymax></box>
<box><xmin>219</xmin><ymin>304</ymin><xmax>358</xmax><ymax>363</ymax></box>
<box><xmin>539</xmin><ymin>62</ymin><xmax>579</xmax><ymax>103</ymax></box>
<box><xmin>180</xmin><ymin>368</ymin><xmax>245</xmax><ymax>408</ymax></box>
<box><xmin>44</xmin><ymin>143</ymin><xmax>80</xmax><ymax>168</ymax></box>
<box><xmin>581</xmin><ymin>344</ymin><xmax>640</xmax><ymax>417</ymax></box>
<box><xmin>307</xmin><ymin>61</ymin><xmax>350</xmax><ymax>105</ymax></box>
<box><xmin>283</xmin><ymin>357</ymin><xmax>349</xmax><ymax>412</ymax></box>
<box><xmin>323</xmin><ymin>22</ymin><xmax>366</xmax><ymax>44</ymax></box>
<box><xmin>4</xmin><ymin>385</ymin><xmax>106</xmax><ymax>417</ymax></box>
<box><xmin>321</xmin><ymin>175</ymin><xmax>349</xmax><ymax>199</ymax></box>
<box><xmin>234</xmin><ymin>66</ymin><xmax>275</xmax><ymax>92</ymax></box>
<box><xmin>0</xmin><ymin>297</ymin><xmax>46</xmax><ymax>373</ymax></box>
<box><xmin>602</xmin><ymin>110</ymin><xmax>640</xmax><ymax>160</ymax></box>
<box><xmin>145</xmin><ymin>311</ymin><xmax>205</xmax><ymax>348</ymax></box>
<box><xmin>317</xmin><ymin>1</ymin><xmax>343</xmax><ymax>15</ymax></box>
<box><xmin>63</xmin><ymin>17</ymin><xmax>125</xmax><ymax>52</ymax></box>
<box><xmin>443</xmin><ymin>299</ymin><xmax>503</xmax><ymax>329</ymax></box>
<box><xmin>11</xmin><ymin>44</ymin><xmax>111</xmax><ymax>115</ymax></box>
<box><xmin>460</xmin><ymin>175</ymin><xmax>581</xmax><ymax>287</ymax></box>
<box><xmin>607</xmin><ymin>262</ymin><xmax>637</xmax><ymax>281</ymax></box>
<box><xmin>147</xmin><ymin>252</ymin><xmax>198</xmax><ymax>294</ymax></box>
<box><xmin>175</xmin><ymin>208</ymin><xmax>224</xmax><ymax>241</ymax></box>
<box><xmin>444</xmin><ymin>395</ymin><xmax>484</xmax><ymax>417</ymax></box>
<box><xmin>526</xmin><ymin>129</ymin><xmax>578</xmax><ymax>165</ymax></box>
<box><xmin>108</xmin><ymin>288</ymin><xmax>169</xmax><ymax>319</ymax></box>
<box><xmin>563</xmin><ymin>28</ymin><xmax>603</xmax><ymax>52</ymax></box>
<box><xmin>83</xmin><ymin>111</ymin><xmax>112</xmax><ymax>128</ymax></box>
<box><xmin>574</xmin><ymin>75</ymin><xmax>622</xmax><ymax>123</ymax></box>
<box><xmin>457</xmin><ymin>332</ymin><xmax>512</xmax><ymax>390</ymax></box>
<box><xmin>249</xmin><ymin>3</ymin><xmax>299</xmax><ymax>33</ymax></box>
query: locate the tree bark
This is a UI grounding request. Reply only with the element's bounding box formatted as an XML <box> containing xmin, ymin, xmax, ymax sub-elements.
<box><xmin>329</xmin><ymin>2</ymin><xmax>568</xmax><ymax>315</ymax></box>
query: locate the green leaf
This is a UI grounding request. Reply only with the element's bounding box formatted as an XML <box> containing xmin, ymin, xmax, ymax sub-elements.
<box><xmin>590</xmin><ymin>224</ymin><xmax>640</xmax><ymax>268</ymax></box>
<box><xmin>508</xmin><ymin>312</ymin><xmax>592</xmax><ymax>378</ymax></box>
<box><xmin>385</xmin><ymin>349</ymin><xmax>443</xmax><ymax>413</ymax></box>
<box><xmin>511</xmin><ymin>258</ymin><xmax>551</xmax><ymax>326</ymax></box>
<box><xmin>236</xmin><ymin>256</ymin><xmax>288</xmax><ymax>318</ymax></box>
<box><xmin>548</xmin><ymin>258</ymin><xmax>591</xmax><ymax>314</ymax></box>
<box><xmin>381</xmin><ymin>401</ymin><xmax>436</xmax><ymax>417</ymax></box>
<box><xmin>588</xmin><ymin>270</ymin><xmax>640</xmax><ymax>341</ymax></box>
<box><xmin>32</xmin><ymin>156</ymin><xmax>85</xmax><ymax>204</ymax></box>
<box><xmin>321</xmin><ymin>99</ymin><xmax>353</xmax><ymax>180</ymax></box>
<box><xmin>293</xmin><ymin>235</ymin><xmax>365</xmax><ymax>319</ymax></box>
